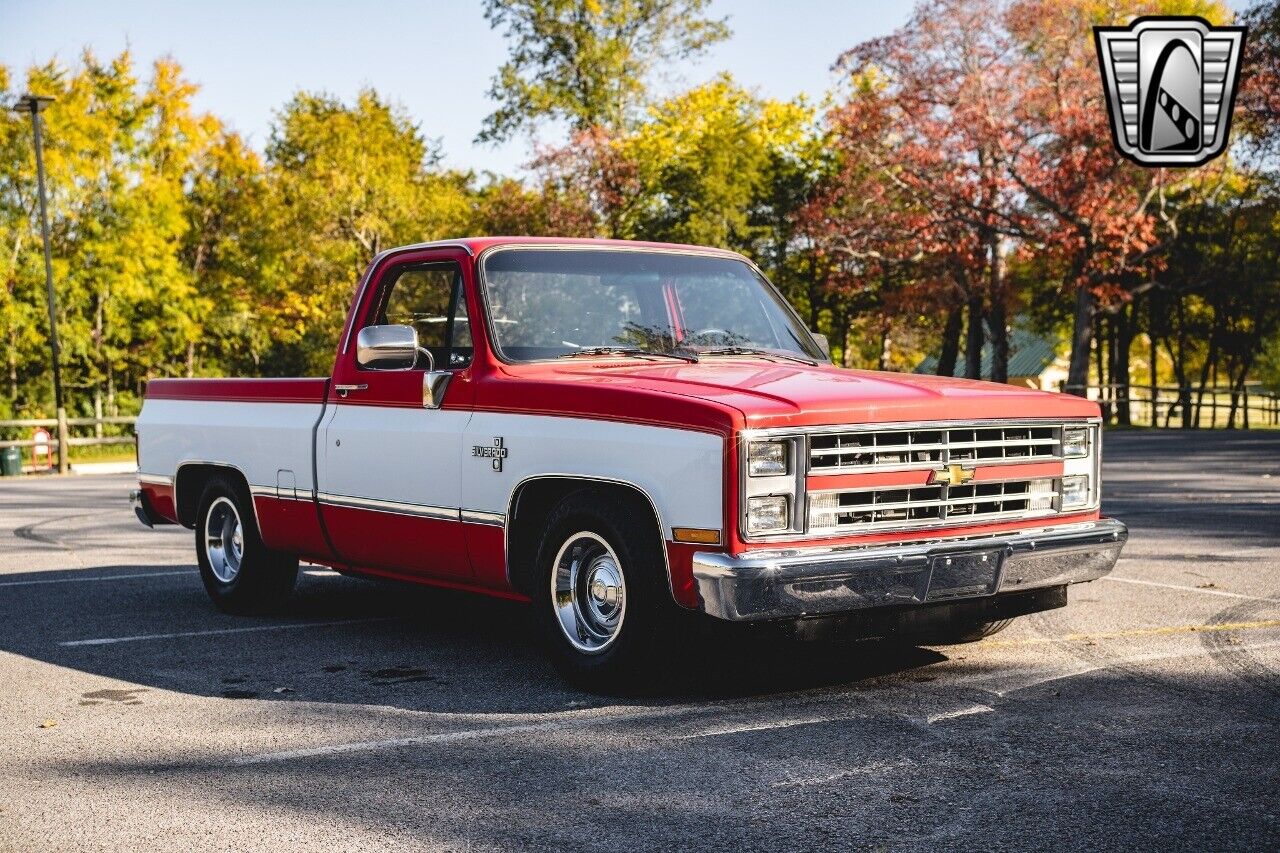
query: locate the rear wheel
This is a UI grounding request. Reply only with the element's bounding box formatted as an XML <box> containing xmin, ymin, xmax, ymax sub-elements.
<box><xmin>195</xmin><ymin>475</ymin><xmax>298</xmax><ymax>613</ymax></box>
<box><xmin>532</xmin><ymin>489</ymin><xmax>675</xmax><ymax>691</ymax></box>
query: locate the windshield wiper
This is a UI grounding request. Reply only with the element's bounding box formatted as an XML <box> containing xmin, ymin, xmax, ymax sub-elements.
<box><xmin>698</xmin><ymin>346</ymin><xmax>817</xmax><ymax>365</ymax></box>
<box><xmin>559</xmin><ymin>346</ymin><xmax>699</xmax><ymax>363</ymax></box>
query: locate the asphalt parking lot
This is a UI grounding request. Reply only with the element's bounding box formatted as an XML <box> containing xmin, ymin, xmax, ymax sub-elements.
<box><xmin>1</xmin><ymin>431</ymin><xmax>1277</xmax><ymax>852</ymax></box>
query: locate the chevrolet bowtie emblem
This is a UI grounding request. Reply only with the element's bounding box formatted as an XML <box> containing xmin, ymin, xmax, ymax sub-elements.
<box><xmin>930</xmin><ymin>464</ymin><xmax>975</xmax><ymax>487</ymax></box>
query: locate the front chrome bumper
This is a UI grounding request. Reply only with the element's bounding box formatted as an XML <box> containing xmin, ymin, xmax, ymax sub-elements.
<box><xmin>692</xmin><ymin>519</ymin><xmax>1128</xmax><ymax>621</ymax></box>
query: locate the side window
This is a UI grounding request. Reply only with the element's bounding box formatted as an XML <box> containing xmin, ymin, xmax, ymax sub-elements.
<box><xmin>372</xmin><ymin>262</ymin><xmax>472</xmax><ymax>369</ymax></box>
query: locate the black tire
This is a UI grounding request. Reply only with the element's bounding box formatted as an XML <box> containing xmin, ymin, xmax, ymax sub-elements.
<box><xmin>531</xmin><ymin>488</ymin><xmax>676</xmax><ymax>692</ymax></box>
<box><xmin>925</xmin><ymin>617</ymin><xmax>1016</xmax><ymax>645</ymax></box>
<box><xmin>194</xmin><ymin>474</ymin><xmax>298</xmax><ymax>614</ymax></box>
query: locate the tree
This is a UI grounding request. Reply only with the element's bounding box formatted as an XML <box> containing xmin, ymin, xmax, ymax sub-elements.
<box><xmin>831</xmin><ymin>0</ymin><xmax>1031</xmax><ymax>381</ymax></box>
<box><xmin>477</xmin><ymin>0</ymin><xmax>729</xmax><ymax>143</ymax></box>
<box><xmin>264</xmin><ymin>90</ymin><xmax>474</xmax><ymax>371</ymax></box>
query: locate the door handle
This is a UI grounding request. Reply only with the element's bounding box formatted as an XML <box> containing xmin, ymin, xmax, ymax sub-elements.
<box><xmin>335</xmin><ymin>384</ymin><xmax>368</xmax><ymax>398</ymax></box>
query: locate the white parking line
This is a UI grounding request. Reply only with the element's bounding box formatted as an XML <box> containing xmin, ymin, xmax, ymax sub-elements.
<box><xmin>963</xmin><ymin>639</ymin><xmax>1280</xmax><ymax>697</ymax></box>
<box><xmin>676</xmin><ymin>715</ymin><xmax>848</xmax><ymax>740</ymax></box>
<box><xmin>925</xmin><ymin>704</ymin><xmax>993</xmax><ymax>724</ymax></box>
<box><xmin>231</xmin><ymin>704</ymin><xmax>715</xmax><ymax>766</ymax></box>
<box><xmin>1103</xmin><ymin>575</ymin><xmax>1280</xmax><ymax>604</ymax></box>
<box><xmin>0</xmin><ymin>570</ymin><xmax>192</xmax><ymax>588</ymax></box>
<box><xmin>60</xmin><ymin>617</ymin><xmax>397</xmax><ymax>647</ymax></box>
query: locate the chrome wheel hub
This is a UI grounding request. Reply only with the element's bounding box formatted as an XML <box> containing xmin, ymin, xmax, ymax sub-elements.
<box><xmin>205</xmin><ymin>496</ymin><xmax>244</xmax><ymax>584</ymax></box>
<box><xmin>551</xmin><ymin>532</ymin><xmax>627</xmax><ymax>653</ymax></box>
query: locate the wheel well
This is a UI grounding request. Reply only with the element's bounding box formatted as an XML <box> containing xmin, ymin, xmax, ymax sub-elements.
<box><xmin>506</xmin><ymin>478</ymin><xmax>668</xmax><ymax>599</ymax></box>
<box><xmin>174</xmin><ymin>463</ymin><xmax>250</xmax><ymax>528</ymax></box>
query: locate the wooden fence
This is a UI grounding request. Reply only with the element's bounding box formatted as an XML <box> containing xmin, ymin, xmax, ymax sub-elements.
<box><xmin>0</xmin><ymin>416</ymin><xmax>136</xmax><ymax>451</ymax></box>
<box><xmin>1063</xmin><ymin>384</ymin><xmax>1280</xmax><ymax>429</ymax></box>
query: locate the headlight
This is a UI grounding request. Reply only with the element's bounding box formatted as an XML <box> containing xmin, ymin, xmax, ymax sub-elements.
<box><xmin>1062</xmin><ymin>425</ymin><xmax>1090</xmax><ymax>458</ymax></box>
<box><xmin>746</xmin><ymin>495</ymin><xmax>789</xmax><ymax>533</ymax></box>
<box><xmin>747</xmin><ymin>441</ymin><xmax>789</xmax><ymax>477</ymax></box>
<box><xmin>1061</xmin><ymin>475</ymin><xmax>1090</xmax><ymax>509</ymax></box>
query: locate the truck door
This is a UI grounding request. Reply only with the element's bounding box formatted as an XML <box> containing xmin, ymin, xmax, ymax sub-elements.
<box><xmin>318</xmin><ymin>252</ymin><xmax>475</xmax><ymax>579</ymax></box>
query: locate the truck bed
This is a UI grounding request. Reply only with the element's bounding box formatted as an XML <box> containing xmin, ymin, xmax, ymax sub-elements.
<box><xmin>137</xmin><ymin>377</ymin><xmax>331</xmax><ymax>529</ymax></box>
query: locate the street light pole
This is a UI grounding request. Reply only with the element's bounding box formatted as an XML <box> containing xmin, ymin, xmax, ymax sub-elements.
<box><xmin>14</xmin><ymin>94</ymin><xmax>69</xmax><ymax>474</ymax></box>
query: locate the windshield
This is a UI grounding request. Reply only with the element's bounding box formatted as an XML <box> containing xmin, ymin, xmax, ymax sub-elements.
<box><xmin>480</xmin><ymin>249</ymin><xmax>824</xmax><ymax>363</ymax></box>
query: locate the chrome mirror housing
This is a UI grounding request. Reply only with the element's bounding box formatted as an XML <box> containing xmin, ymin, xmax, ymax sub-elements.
<box><xmin>356</xmin><ymin>325</ymin><xmax>419</xmax><ymax>370</ymax></box>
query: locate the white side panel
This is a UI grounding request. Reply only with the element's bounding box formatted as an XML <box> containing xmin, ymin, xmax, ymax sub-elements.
<box><xmin>319</xmin><ymin>407</ymin><xmax>472</xmax><ymax>508</ymax></box>
<box><xmin>137</xmin><ymin>399</ymin><xmax>322</xmax><ymax>491</ymax></box>
<box><xmin>462</xmin><ymin>413</ymin><xmax>724</xmax><ymax>531</ymax></box>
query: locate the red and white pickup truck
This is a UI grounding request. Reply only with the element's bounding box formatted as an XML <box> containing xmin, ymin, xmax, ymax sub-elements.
<box><xmin>133</xmin><ymin>237</ymin><xmax>1126</xmax><ymax>685</ymax></box>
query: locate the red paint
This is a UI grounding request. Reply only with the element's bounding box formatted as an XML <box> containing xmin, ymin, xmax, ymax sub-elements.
<box><xmin>143</xmin><ymin>482</ymin><xmax>178</xmax><ymax>524</ymax></box>
<box><xmin>463</xmin><ymin>522</ymin><xmax>508</xmax><ymax>591</ymax></box>
<box><xmin>320</xmin><ymin>504</ymin><xmax>472</xmax><ymax>579</ymax></box>
<box><xmin>337</xmin><ymin>560</ymin><xmax>530</xmax><ymax>603</ymax></box>
<box><xmin>146</xmin><ymin>377</ymin><xmax>328</xmax><ymax>404</ymax></box>
<box><xmin>730</xmin><ymin>509</ymin><xmax>1102</xmax><ymax>556</ymax></box>
<box><xmin>252</xmin><ymin>494</ymin><xmax>331</xmax><ymax>557</ymax></box>
<box><xmin>142</xmin><ymin>236</ymin><xmax>1110</xmax><ymax>614</ymax></box>
<box><xmin>665</xmin><ymin>541</ymin><xmax>711</xmax><ymax>608</ymax></box>
<box><xmin>806</xmin><ymin>461</ymin><xmax>1065</xmax><ymax>493</ymax></box>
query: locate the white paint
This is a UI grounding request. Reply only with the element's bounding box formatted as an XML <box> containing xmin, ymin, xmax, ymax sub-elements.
<box><xmin>463</xmin><ymin>411</ymin><xmax>724</xmax><ymax>530</ymax></box>
<box><xmin>770</xmin><ymin>759</ymin><xmax>914</xmax><ymax>788</ymax></box>
<box><xmin>137</xmin><ymin>398</ymin><xmax>323</xmax><ymax>494</ymax></box>
<box><xmin>676</xmin><ymin>715</ymin><xmax>845</xmax><ymax>740</ymax></box>
<box><xmin>1102</xmin><ymin>575</ymin><xmax>1280</xmax><ymax>604</ymax></box>
<box><xmin>0</xmin><ymin>570</ymin><xmax>191</xmax><ymax>588</ymax></box>
<box><xmin>59</xmin><ymin>617</ymin><xmax>394</xmax><ymax>647</ymax></box>
<box><xmin>966</xmin><ymin>639</ymin><xmax>1280</xmax><ymax>697</ymax></box>
<box><xmin>231</xmin><ymin>703</ymin><xmax>715</xmax><ymax>766</ymax></box>
<box><xmin>925</xmin><ymin>703</ymin><xmax>994</xmax><ymax>724</ymax></box>
<box><xmin>140</xmin><ymin>399</ymin><xmax>724</xmax><ymax>534</ymax></box>
<box><xmin>319</xmin><ymin>405</ymin><xmax>472</xmax><ymax>511</ymax></box>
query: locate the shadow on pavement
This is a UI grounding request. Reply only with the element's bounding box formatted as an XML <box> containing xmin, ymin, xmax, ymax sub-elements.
<box><xmin>2</xmin><ymin>562</ymin><xmax>946</xmax><ymax>716</ymax></box>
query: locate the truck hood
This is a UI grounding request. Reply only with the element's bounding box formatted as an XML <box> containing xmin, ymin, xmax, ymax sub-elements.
<box><xmin>504</xmin><ymin>359</ymin><xmax>1099</xmax><ymax>430</ymax></box>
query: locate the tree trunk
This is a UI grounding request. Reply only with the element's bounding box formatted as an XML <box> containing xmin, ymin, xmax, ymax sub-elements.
<box><xmin>1148</xmin><ymin>294</ymin><xmax>1159</xmax><ymax>428</ymax></box>
<box><xmin>965</xmin><ymin>292</ymin><xmax>984</xmax><ymax>380</ymax></box>
<box><xmin>877</xmin><ymin>325</ymin><xmax>891</xmax><ymax>371</ymax></box>
<box><xmin>1095</xmin><ymin>312</ymin><xmax>1110</xmax><ymax>423</ymax></box>
<box><xmin>937</xmin><ymin>306</ymin><xmax>962</xmax><ymax>377</ymax></box>
<box><xmin>1115</xmin><ymin>304</ymin><xmax>1133</xmax><ymax>426</ymax></box>
<box><xmin>988</xmin><ymin>299</ymin><xmax>1008</xmax><ymax>385</ymax></box>
<box><xmin>987</xmin><ymin>231</ymin><xmax>1008</xmax><ymax>385</ymax></box>
<box><xmin>1066</xmin><ymin>285</ymin><xmax>1095</xmax><ymax>396</ymax></box>
<box><xmin>841</xmin><ymin>314</ymin><xmax>855</xmax><ymax>369</ymax></box>
<box><xmin>1193</xmin><ymin>322</ymin><xmax>1221</xmax><ymax>429</ymax></box>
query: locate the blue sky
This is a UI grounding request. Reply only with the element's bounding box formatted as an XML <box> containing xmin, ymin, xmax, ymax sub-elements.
<box><xmin>0</xmin><ymin>0</ymin><xmax>917</xmax><ymax>175</ymax></box>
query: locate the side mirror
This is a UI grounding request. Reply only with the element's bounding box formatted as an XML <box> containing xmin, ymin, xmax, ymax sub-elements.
<box><xmin>356</xmin><ymin>324</ymin><xmax>419</xmax><ymax>370</ymax></box>
<box><xmin>811</xmin><ymin>331</ymin><xmax>832</xmax><ymax>362</ymax></box>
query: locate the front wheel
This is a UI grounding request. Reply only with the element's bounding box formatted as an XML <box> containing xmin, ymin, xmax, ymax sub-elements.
<box><xmin>923</xmin><ymin>617</ymin><xmax>1016</xmax><ymax>645</ymax></box>
<box><xmin>195</xmin><ymin>475</ymin><xmax>298</xmax><ymax>614</ymax></box>
<box><xmin>532</xmin><ymin>489</ymin><xmax>675</xmax><ymax>691</ymax></box>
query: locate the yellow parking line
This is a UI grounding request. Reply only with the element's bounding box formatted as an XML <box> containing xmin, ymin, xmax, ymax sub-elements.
<box><xmin>980</xmin><ymin>619</ymin><xmax>1280</xmax><ymax>647</ymax></box>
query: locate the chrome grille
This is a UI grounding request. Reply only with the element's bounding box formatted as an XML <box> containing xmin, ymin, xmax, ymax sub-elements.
<box><xmin>809</xmin><ymin>478</ymin><xmax>1059</xmax><ymax>534</ymax></box>
<box><xmin>809</xmin><ymin>425</ymin><xmax>1059</xmax><ymax>473</ymax></box>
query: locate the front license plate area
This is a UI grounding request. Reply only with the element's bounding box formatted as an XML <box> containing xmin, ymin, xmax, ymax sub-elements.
<box><xmin>925</xmin><ymin>550</ymin><xmax>1002</xmax><ymax>601</ymax></box>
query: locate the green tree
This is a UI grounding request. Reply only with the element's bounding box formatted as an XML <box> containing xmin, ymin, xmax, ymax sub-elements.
<box><xmin>477</xmin><ymin>0</ymin><xmax>729</xmax><ymax>143</ymax></box>
<box><xmin>263</xmin><ymin>90</ymin><xmax>474</xmax><ymax>372</ymax></box>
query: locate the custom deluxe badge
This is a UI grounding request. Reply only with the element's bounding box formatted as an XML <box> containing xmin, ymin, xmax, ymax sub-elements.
<box><xmin>1094</xmin><ymin>16</ymin><xmax>1246</xmax><ymax>166</ymax></box>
